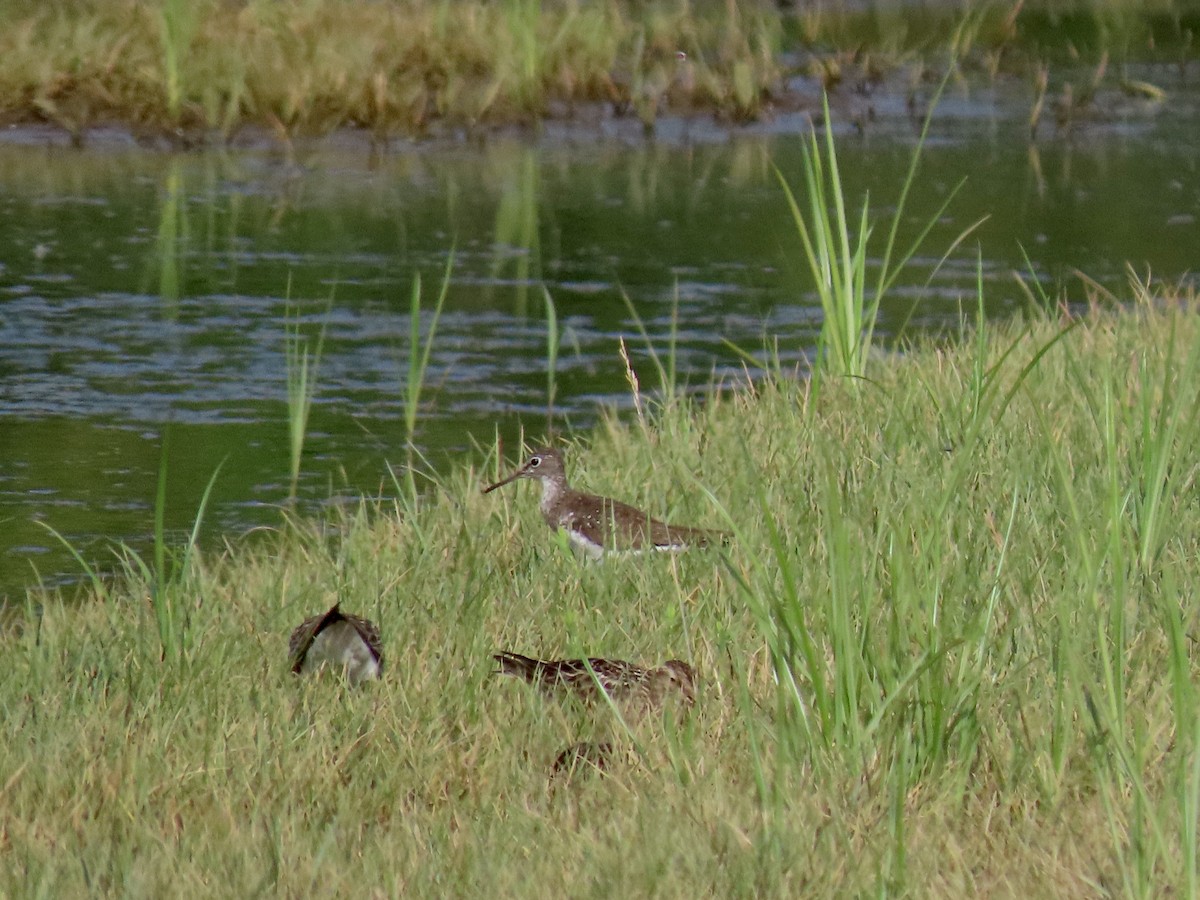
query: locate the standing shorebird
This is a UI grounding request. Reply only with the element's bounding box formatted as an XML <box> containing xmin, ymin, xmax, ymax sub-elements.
<box><xmin>288</xmin><ymin>603</ymin><xmax>383</xmax><ymax>686</ymax></box>
<box><xmin>493</xmin><ymin>651</ymin><xmax>697</xmax><ymax>715</ymax></box>
<box><xmin>482</xmin><ymin>447</ymin><xmax>725</xmax><ymax>559</ymax></box>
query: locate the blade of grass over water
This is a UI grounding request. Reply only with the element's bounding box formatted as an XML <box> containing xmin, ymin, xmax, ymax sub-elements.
<box><xmin>34</xmin><ymin>522</ymin><xmax>109</xmax><ymax>602</ymax></box>
<box><xmin>544</xmin><ymin>287</ymin><xmax>558</xmax><ymax>425</ymax></box>
<box><xmin>619</xmin><ymin>282</ymin><xmax>681</xmax><ymax>403</ymax></box>
<box><xmin>490</xmin><ymin>152</ymin><xmax>540</xmax><ymax>315</ymax></box>
<box><xmin>398</xmin><ymin>257</ymin><xmax>452</xmax><ymax>499</ymax></box>
<box><xmin>284</xmin><ymin>285</ymin><xmax>329</xmax><ymax>503</ymax></box>
<box><xmin>403</xmin><ymin>258</ymin><xmax>452</xmax><ymax>443</ymax></box>
<box><xmin>152</xmin><ymin>429</ymin><xmax>171</xmax><ymax>655</ymax></box>
<box><xmin>183</xmin><ymin>459</ymin><xmax>225</xmax><ymax>576</ymax></box>
<box><xmin>152</xmin><ymin>159</ymin><xmax>186</xmax><ymax>318</ymax></box>
<box><xmin>147</xmin><ymin>432</ymin><xmax>225</xmax><ymax>663</ymax></box>
<box><xmin>776</xmin><ymin>83</ymin><xmax>968</xmax><ymax>383</ymax></box>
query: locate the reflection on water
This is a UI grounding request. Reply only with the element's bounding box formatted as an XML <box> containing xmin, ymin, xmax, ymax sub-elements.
<box><xmin>1</xmin><ymin>73</ymin><xmax>1198</xmax><ymax>599</ymax></box>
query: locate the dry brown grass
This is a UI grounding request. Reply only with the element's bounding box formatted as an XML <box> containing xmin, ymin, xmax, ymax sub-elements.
<box><xmin>1</xmin><ymin>1</ymin><xmax>1188</xmax><ymax>145</ymax></box>
<box><xmin>0</xmin><ymin>0</ymin><xmax>785</xmax><ymax>143</ymax></box>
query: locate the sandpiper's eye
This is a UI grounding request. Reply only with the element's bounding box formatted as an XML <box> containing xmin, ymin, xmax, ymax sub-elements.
<box><xmin>529</xmin><ymin>456</ymin><xmax>542</xmax><ymax>468</ymax></box>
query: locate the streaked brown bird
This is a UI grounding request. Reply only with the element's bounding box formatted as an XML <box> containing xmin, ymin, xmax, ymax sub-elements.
<box><xmin>493</xmin><ymin>651</ymin><xmax>696</xmax><ymax>714</ymax></box>
<box><xmin>482</xmin><ymin>447</ymin><xmax>726</xmax><ymax>559</ymax></box>
<box><xmin>288</xmin><ymin>603</ymin><xmax>382</xmax><ymax>685</ymax></box>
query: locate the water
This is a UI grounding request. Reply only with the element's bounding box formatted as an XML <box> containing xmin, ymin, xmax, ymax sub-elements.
<box><xmin>2</xmin><ymin>70</ymin><xmax>1198</xmax><ymax>600</ymax></box>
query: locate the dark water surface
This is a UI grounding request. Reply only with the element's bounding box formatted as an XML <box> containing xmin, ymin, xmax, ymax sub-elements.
<box><xmin>2</xmin><ymin>70</ymin><xmax>1198</xmax><ymax>599</ymax></box>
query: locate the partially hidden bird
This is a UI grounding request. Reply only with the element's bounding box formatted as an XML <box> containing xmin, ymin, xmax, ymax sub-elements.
<box><xmin>493</xmin><ymin>651</ymin><xmax>696</xmax><ymax>715</ymax></box>
<box><xmin>288</xmin><ymin>603</ymin><xmax>382</xmax><ymax>685</ymax></box>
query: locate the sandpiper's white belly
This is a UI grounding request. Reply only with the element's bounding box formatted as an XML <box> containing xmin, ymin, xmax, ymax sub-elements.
<box><xmin>302</xmin><ymin>621</ymin><xmax>380</xmax><ymax>685</ymax></box>
<box><xmin>562</xmin><ymin>527</ymin><xmax>687</xmax><ymax>560</ymax></box>
<box><xmin>564</xmin><ymin>527</ymin><xmax>607</xmax><ymax>560</ymax></box>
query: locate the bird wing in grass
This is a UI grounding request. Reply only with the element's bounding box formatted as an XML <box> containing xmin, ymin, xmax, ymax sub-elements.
<box><xmin>493</xmin><ymin>652</ymin><xmax>695</xmax><ymax>710</ymax></box>
<box><xmin>556</xmin><ymin>494</ymin><xmax>727</xmax><ymax>553</ymax></box>
<box><xmin>289</xmin><ymin>603</ymin><xmax>383</xmax><ymax>683</ymax></box>
<box><xmin>494</xmin><ymin>652</ymin><xmax>640</xmax><ymax>698</ymax></box>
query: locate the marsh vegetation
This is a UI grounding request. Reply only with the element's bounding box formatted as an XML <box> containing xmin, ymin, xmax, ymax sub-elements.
<box><xmin>0</xmin><ymin>0</ymin><xmax>1194</xmax><ymax>143</ymax></box>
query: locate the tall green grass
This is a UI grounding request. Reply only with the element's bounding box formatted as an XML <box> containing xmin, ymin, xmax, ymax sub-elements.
<box><xmin>138</xmin><ymin>431</ymin><xmax>224</xmax><ymax>663</ymax></box>
<box><xmin>620</xmin><ymin>283</ymin><xmax>681</xmax><ymax>403</ymax></box>
<box><xmin>8</xmin><ymin>278</ymin><xmax>1200</xmax><ymax>894</ymax></box>
<box><xmin>151</xmin><ymin>159</ymin><xmax>186</xmax><ymax>317</ymax></box>
<box><xmin>283</xmin><ymin>287</ymin><xmax>329</xmax><ymax>502</ymax></box>
<box><xmin>158</xmin><ymin>0</ymin><xmax>198</xmax><ymax>123</ymax></box>
<box><xmin>777</xmin><ymin>88</ymin><xmax>979</xmax><ymax>382</ymax></box>
<box><xmin>502</xmin><ymin>0</ymin><xmax>547</xmax><ymax>112</ymax></box>
<box><xmin>490</xmin><ymin>150</ymin><xmax>540</xmax><ymax>316</ymax></box>
<box><xmin>39</xmin><ymin>430</ymin><xmax>224</xmax><ymax>662</ymax></box>
<box><xmin>543</xmin><ymin>287</ymin><xmax>559</xmax><ymax>422</ymax></box>
<box><xmin>390</xmin><ymin>259</ymin><xmax>452</xmax><ymax>504</ymax></box>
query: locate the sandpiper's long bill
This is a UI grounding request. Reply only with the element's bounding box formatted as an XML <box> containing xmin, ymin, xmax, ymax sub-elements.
<box><xmin>288</xmin><ymin>603</ymin><xmax>383</xmax><ymax>685</ymax></box>
<box><xmin>493</xmin><ymin>651</ymin><xmax>697</xmax><ymax>713</ymax></box>
<box><xmin>482</xmin><ymin>447</ymin><xmax>726</xmax><ymax>558</ymax></box>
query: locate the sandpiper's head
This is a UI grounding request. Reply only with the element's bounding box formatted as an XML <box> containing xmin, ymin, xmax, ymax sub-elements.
<box><xmin>655</xmin><ymin>659</ymin><xmax>697</xmax><ymax>707</ymax></box>
<box><xmin>482</xmin><ymin>448</ymin><xmax>566</xmax><ymax>494</ymax></box>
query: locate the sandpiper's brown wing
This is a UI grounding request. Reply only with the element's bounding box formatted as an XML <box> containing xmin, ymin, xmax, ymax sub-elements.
<box><xmin>584</xmin><ymin>659</ymin><xmax>697</xmax><ymax>709</ymax></box>
<box><xmin>288</xmin><ymin>605</ymin><xmax>336</xmax><ymax>673</ymax></box>
<box><xmin>493</xmin><ymin>651</ymin><xmax>548</xmax><ymax>681</ymax></box>
<box><xmin>494</xmin><ymin>652</ymin><xmax>598</xmax><ymax>689</ymax></box>
<box><xmin>645</xmin><ymin>520</ymin><xmax>729</xmax><ymax>550</ymax></box>
<box><xmin>342</xmin><ymin>612</ymin><xmax>384</xmax><ymax>669</ymax></box>
<box><xmin>582</xmin><ymin>658</ymin><xmax>651</xmax><ymax>698</ymax></box>
<box><xmin>555</xmin><ymin>494</ymin><xmax>663</xmax><ymax>552</ymax></box>
<box><xmin>560</xmin><ymin>493</ymin><xmax>725</xmax><ymax>552</ymax></box>
<box><xmin>540</xmin><ymin>658</ymin><xmax>649</xmax><ymax>701</ymax></box>
<box><xmin>494</xmin><ymin>652</ymin><xmax>645</xmax><ymax>701</ymax></box>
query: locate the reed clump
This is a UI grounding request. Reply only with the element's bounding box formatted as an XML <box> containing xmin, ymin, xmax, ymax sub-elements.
<box><xmin>6</xmin><ymin>276</ymin><xmax>1200</xmax><ymax>895</ymax></box>
<box><xmin>0</xmin><ymin>0</ymin><xmax>1191</xmax><ymax>143</ymax></box>
<box><xmin>0</xmin><ymin>0</ymin><xmax>784</xmax><ymax>141</ymax></box>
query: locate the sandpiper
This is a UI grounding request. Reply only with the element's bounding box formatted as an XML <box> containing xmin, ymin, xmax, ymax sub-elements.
<box><xmin>493</xmin><ymin>651</ymin><xmax>696</xmax><ymax>714</ymax></box>
<box><xmin>482</xmin><ymin>447</ymin><xmax>725</xmax><ymax>558</ymax></box>
<box><xmin>288</xmin><ymin>603</ymin><xmax>383</xmax><ymax>686</ymax></box>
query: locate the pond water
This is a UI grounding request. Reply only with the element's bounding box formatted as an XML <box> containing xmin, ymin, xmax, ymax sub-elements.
<box><xmin>2</xmin><ymin>68</ymin><xmax>1198</xmax><ymax>600</ymax></box>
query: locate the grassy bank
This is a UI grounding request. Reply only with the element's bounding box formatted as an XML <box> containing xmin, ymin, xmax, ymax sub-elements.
<box><xmin>0</xmin><ymin>0</ymin><xmax>1194</xmax><ymax>144</ymax></box>
<box><xmin>4</xmin><ymin>276</ymin><xmax>1200</xmax><ymax>895</ymax></box>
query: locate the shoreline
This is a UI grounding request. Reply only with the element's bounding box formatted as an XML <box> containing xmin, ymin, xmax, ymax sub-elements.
<box><xmin>0</xmin><ymin>59</ymin><xmax>1181</xmax><ymax>157</ymax></box>
<box><xmin>0</xmin><ymin>1</ymin><xmax>1192</xmax><ymax>152</ymax></box>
